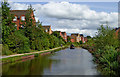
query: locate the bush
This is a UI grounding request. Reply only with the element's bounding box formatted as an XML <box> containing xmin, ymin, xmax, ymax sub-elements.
<box><xmin>80</xmin><ymin>41</ymin><xmax>82</xmax><ymax>44</ymax></box>
<box><xmin>88</xmin><ymin>25</ymin><xmax>120</xmax><ymax>76</ymax></box>
<box><xmin>94</xmin><ymin>45</ymin><xmax>119</xmax><ymax>75</ymax></box>
<box><xmin>48</xmin><ymin>35</ymin><xmax>54</xmax><ymax>49</ymax></box>
<box><xmin>53</xmin><ymin>36</ymin><xmax>59</xmax><ymax>48</ymax></box>
<box><xmin>41</xmin><ymin>38</ymin><xmax>50</xmax><ymax>50</ymax></box>
<box><xmin>6</xmin><ymin>31</ymin><xmax>30</xmax><ymax>54</ymax></box>
<box><xmin>2</xmin><ymin>44</ymin><xmax>12</xmax><ymax>55</ymax></box>
<box><xmin>94</xmin><ymin>25</ymin><xmax>119</xmax><ymax>51</ymax></box>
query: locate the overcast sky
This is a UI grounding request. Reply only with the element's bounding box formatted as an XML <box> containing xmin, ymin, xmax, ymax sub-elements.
<box><xmin>8</xmin><ymin>1</ymin><xmax>118</xmax><ymax>37</ymax></box>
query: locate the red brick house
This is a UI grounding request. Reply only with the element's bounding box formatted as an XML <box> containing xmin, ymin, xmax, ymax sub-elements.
<box><xmin>84</xmin><ymin>37</ymin><xmax>88</xmax><ymax>43</ymax></box>
<box><xmin>71</xmin><ymin>33</ymin><xmax>80</xmax><ymax>42</ymax></box>
<box><xmin>67</xmin><ymin>36</ymin><xmax>71</xmax><ymax>42</ymax></box>
<box><xmin>115</xmin><ymin>27</ymin><xmax>120</xmax><ymax>38</ymax></box>
<box><xmin>10</xmin><ymin>10</ymin><xmax>36</xmax><ymax>30</ymax></box>
<box><xmin>61</xmin><ymin>32</ymin><xmax>67</xmax><ymax>42</ymax></box>
<box><xmin>80</xmin><ymin>34</ymin><xmax>85</xmax><ymax>43</ymax></box>
<box><xmin>54</xmin><ymin>31</ymin><xmax>62</xmax><ymax>36</ymax></box>
<box><xmin>54</xmin><ymin>31</ymin><xmax>67</xmax><ymax>42</ymax></box>
<box><xmin>42</xmin><ymin>25</ymin><xmax>52</xmax><ymax>34</ymax></box>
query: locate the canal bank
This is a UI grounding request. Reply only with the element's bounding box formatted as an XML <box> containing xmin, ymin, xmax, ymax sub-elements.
<box><xmin>2</xmin><ymin>47</ymin><xmax>100</xmax><ymax>75</ymax></box>
<box><xmin>1</xmin><ymin>46</ymin><xmax>68</xmax><ymax>64</ymax></box>
<box><xmin>80</xmin><ymin>44</ymin><xmax>119</xmax><ymax>76</ymax></box>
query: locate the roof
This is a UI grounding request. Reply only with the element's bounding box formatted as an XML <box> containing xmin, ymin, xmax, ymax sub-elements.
<box><xmin>71</xmin><ymin>33</ymin><xmax>79</xmax><ymax>36</ymax></box>
<box><xmin>10</xmin><ymin>10</ymin><xmax>30</xmax><ymax>18</ymax></box>
<box><xmin>42</xmin><ymin>25</ymin><xmax>51</xmax><ymax>29</ymax></box>
<box><xmin>61</xmin><ymin>32</ymin><xmax>66</xmax><ymax>35</ymax></box>
<box><xmin>54</xmin><ymin>31</ymin><xmax>61</xmax><ymax>33</ymax></box>
<box><xmin>80</xmin><ymin>34</ymin><xmax>83</xmax><ymax>36</ymax></box>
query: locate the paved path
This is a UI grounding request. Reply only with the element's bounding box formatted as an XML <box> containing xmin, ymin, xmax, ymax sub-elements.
<box><xmin>0</xmin><ymin>46</ymin><xmax>64</xmax><ymax>59</ymax></box>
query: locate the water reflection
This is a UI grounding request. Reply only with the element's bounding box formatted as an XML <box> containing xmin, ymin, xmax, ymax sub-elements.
<box><xmin>2</xmin><ymin>48</ymin><xmax>99</xmax><ymax>75</ymax></box>
<box><xmin>2</xmin><ymin>54</ymin><xmax>59</xmax><ymax>75</ymax></box>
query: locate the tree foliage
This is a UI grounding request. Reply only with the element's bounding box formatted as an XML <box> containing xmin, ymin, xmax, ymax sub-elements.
<box><xmin>2</xmin><ymin>1</ymin><xmax>65</xmax><ymax>55</ymax></box>
<box><xmin>94</xmin><ymin>25</ymin><xmax>119</xmax><ymax>50</ymax></box>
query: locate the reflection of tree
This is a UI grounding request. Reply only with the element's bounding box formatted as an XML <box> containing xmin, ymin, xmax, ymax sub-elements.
<box><xmin>2</xmin><ymin>54</ymin><xmax>60</xmax><ymax>75</ymax></box>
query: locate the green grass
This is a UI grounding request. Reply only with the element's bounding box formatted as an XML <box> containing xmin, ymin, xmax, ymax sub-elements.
<box><xmin>1</xmin><ymin>46</ymin><xmax>67</xmax><ymax>64</ymax></box>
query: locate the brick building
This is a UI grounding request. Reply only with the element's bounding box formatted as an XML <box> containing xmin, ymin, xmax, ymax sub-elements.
<box><xmin>54</xmin><ymin>31</ymin><xmax>67</xmax><ymax>42</ymax></box>
<box><xmin>10</xmin><ymin>10</ymin><xmax>36</xmax><ymax>30</ymax></box>
<box><xmin>54</xmin><ymin>31</ymin><xmax>62</xmax><ymax>36</ymax></box>
<box><xmin>84</xmin><ymin>37</ymin><xmax>88</xmax><ymax>43</ymax></box>
<box><xmin>80</xmin><ymin>34</ymin><xmax>85</xmax><ymax>43</ymax></box>
<box><xmin>67</xmin><ymin>36</ymin><xmax>71</xmax><ymax>42</ymax></box>
<box><xmin>71</xmin><ymin>33</ymin><xmax>81</xmax><ymax>42</ymax></box>
<box><xmin>115</xmin><ymin>27</ymin><xmax>120</xmax><ymax>38</ymax></box>
<box><xmin>42</xmin><ymin>25</ymin><xmax>52</xmax><ymax>34</ymax></box>
<box><xmin>61</xmin><ymin>32</ymin><xmax>67</xmax><ymax>42</ymax></box>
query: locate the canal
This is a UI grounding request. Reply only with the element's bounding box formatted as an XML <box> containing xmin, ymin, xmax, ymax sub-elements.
<box><xmin>2</xmin><ymin>47</ymin><xmax>100</xmax><ymax>75</ymax></box>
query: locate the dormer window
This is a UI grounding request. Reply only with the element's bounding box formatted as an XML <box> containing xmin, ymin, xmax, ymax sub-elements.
<box><xmin>21</xmin><ymin>16</ymin><xmax>25</xmax><ymax>21</ymax></box>
<box><xmin>13</xmin><ymin>16</ymin><xmax>17</xmax><ymax>21</ymax></box>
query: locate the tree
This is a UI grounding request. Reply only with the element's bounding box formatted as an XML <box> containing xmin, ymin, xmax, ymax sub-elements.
<box><xmin>87</xmin><ymin>36</ymin><xmax>91</xmax><ymax>39</ymax></box>
<box><xmin>52</xmin><ymin>31</ymin><xmax>60</xmax><ymax>37</ymax></box>
<box><xmin>94</xmin><ymin>25</ymin><xmax>119</xmax><ymax>50</ymax></box>
<box><xmin>67</xmin><ymin>36</ymin><xmax>71</xmax><ymax>42</ymax></box>
<box><xmin>2</xmin><ymin>0</ymin><xmax>15</xmax><ymax>44</ymax></box>
<box><xmin>7</xmin><ymin>30</ymin><xmax>30</xmax><ymax>53</ymax></box>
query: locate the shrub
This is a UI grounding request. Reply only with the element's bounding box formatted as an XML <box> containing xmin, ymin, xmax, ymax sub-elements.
<box><xmin>80</xmin><ymin>41</ymin><xmax>82</xmax><ymax>44</ymax></box>
<box><xmin>94</xmin><ymin>25</ymin><xmax>119</xmax><ymax>51</ymax></box>
<box><xmin>6</xmin><ymin>31</ymin><xmax>30</xmax><ymax>53</ymax></box>
<box><xmin>2</xmin><ymin>44</ymin><xmax>12</xmax><ymax>55</ymax></box>
<box><xmin>95</xmin><ymin>45</ymin><xmax>119</xmax><ymax>75</ymax></box>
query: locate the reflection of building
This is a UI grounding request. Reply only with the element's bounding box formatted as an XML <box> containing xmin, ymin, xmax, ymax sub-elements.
<box><xmin>10</xmin><ymin>10</ymin><xmax>36</xmax><ymax>30</ymax></box>
<box><xmin>71</xmin><ymin>33</ymin><xmax>80</xmax><ymax>42</ymax></box>
<box><xmin>42</xmin><ymin>25</ymin><xmax>52</xmax><ymax>34</ymax></box>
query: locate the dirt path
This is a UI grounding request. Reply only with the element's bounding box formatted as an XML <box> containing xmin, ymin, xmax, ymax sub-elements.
<box><xmin>0</xmin><ymin>46</ymin><xmax>64</xmax><ymax>59</ymax></box>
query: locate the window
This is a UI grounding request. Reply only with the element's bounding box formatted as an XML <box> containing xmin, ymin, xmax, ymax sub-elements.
<box><xmin>15</xmin><ymin>24</ymin><xmax>17</xmax><ymax>27</ymax></box>
<box><xmin>21</xmin><ymin>16</ymin><xmax>25</xmax><ymax>21</ymax></box>
<box><xmin>45</xmin><ymin>29</ymin><xmax>48</xmax><ymax>32</ymax></box>
<box><xmin>21</xmin><ymin>25</ymin><xmax>24</xmax><ymax>28</ymax></box>
<box><xmin>13</xmin><ymin>16</ymin><xmax>17</xmax><ymax>21</ymax></box>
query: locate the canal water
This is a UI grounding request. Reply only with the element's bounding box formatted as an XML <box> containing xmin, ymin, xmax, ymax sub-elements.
<box><xmin>2</xmin><ymin>47</ymin><xmax>99</xmax><ymax>75</ymax></box>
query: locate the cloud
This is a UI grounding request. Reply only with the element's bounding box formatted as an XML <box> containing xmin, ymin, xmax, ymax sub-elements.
<box><xmin>9</xmin><ymin>2</ymin><xmax>118</xmax><ymax>37</ymax></box>
<box><xmin>8</xmin><ymin>0</ymin><xmax>120</xmax><ymax>2</ymax></box>
<box><xmin>9</xmin><ymin>2</ymin><xmax>28</xmax><ymax>10</ymax></box>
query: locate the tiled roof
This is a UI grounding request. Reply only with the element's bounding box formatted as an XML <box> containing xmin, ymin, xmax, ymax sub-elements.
<box><xmin>42</xmin><ymin>25</ymin><xmax>51</xmax><ymax>29</ymax></box>
<box><xmin>71</xmin><ymin>33</ymin><xmax>79</xmax><ymax>36</ymax></box>
<box><xmin>54</xmin><ymin>31</ymin><xmax>61</xmax><ymax>33</ymax></box>
<box><xmin>61</xmin><ymin>32</ymin><xmax>66</xmax><ymax>35</ymax></box>
<box><xmin>10</xmin><ymin>10</ymin><xmax>29</xmax><ymax>18</ymax></box>
<box><xmin>80</xmin><ymin>34</ymin><xmax>83</xmax><ymax>36</ymax></box>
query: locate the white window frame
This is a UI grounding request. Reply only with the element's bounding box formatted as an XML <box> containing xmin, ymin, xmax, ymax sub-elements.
<box><xmin>13</xmin><ymin>16</ymin><xmax>17</xmax><ymax>21</ymax></box>
<box><xmin>15</xmin><ymin>24</ymin><xmax>17</xmax><ymax>27</ymax></box>
<box><xmin>45</xmin><ymin>29</ymin><xmax>48</xmax><ymax>32</ymax></box>
<box><xmin>21</xmin><ymin>25</ymin><xmax>24</xmax><ymax>28</ymax></box>
<box><xmin>21</xmin><ymin>16</ymin><xmax>25</xmax><ymax>21</ymax></box>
